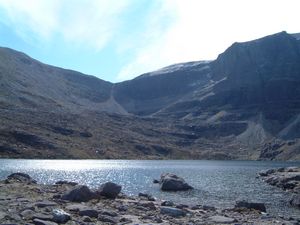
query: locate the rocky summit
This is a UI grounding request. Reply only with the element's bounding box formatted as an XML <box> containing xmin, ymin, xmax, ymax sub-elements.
<box><xmin>0</xmin><ymin>31</ymin><xmax>300</xmax><ymax>160</ymax></box>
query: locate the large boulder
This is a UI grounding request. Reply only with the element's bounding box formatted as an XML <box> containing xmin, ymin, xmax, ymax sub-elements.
<box><xmin>159</xmin><ymin>173</ymin><xmax>193</xmax><ymax>191</ymax></box>
<box><xmin>7</xmin><ymin>172</ymin><xmax>37</xmax><ymax>184</ymax></box>
<box><xmin>61</xmin><ymin>185</ymin><xmax>95</xmax><ymax>202</ymax></box>
<box><xmin>235</xmin><ymin>200</ymin><xmax>266</xmax><ymax>212</ymax></box>
<box><xmin>95</xmin><ymin>182</ymin><xmax>122</xmax><ymax>199</ymax></box>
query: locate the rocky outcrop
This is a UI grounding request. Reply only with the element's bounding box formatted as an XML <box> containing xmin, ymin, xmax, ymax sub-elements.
<box><xmin>258</xmin><ymin>167</ymin><xmax>300</xmax><ymax>208</ymax></box>
<box><xmin>158</xmin><ymin>173</ymin><xmax>193</xmax><ymax>191</ymax></box>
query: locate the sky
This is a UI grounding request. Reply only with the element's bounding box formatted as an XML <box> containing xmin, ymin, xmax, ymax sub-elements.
<box><xmin>0</xmin><ymin>0</ymin><xmax>299</xmax><ymax>82</ymax></box>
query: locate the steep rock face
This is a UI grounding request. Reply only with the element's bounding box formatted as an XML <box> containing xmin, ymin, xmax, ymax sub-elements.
<box><xmin>113</xmin><ymin>61</ymin><xmax>211</xmax><ymax>116</ymax></box>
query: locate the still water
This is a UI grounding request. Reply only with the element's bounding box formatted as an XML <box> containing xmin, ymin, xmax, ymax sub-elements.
<box><xmin>0</xmin><ymin>160</ymin><xmax>299</xmax><ymax>218</ymax></box>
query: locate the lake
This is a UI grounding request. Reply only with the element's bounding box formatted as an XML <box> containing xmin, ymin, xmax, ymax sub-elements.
<box><xmin>0</xmin><ymin>159</ymin><xmax>299</xmax><ymax>218</ymax></box>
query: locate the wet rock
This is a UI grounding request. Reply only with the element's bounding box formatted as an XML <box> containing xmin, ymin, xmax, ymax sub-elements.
<box><xmin>235</xmin><ymin>201</ymin><xmax>266</xmax><ymax>212</ymax></box>
<box><xmin>35</xmin><ymin>200</ymin><xmax>57</xmax><ymax>207</ymax></box>
<box><xmin>98</xmin><ymin>214</ymin><xmax>118</xmax><ymax>223</ymax></box>
<box><xmin>209</xmin><ymin>215</ymin><xmax>236</xmax><ymax>224</ymax></box>
<box><xmin>160</xmin><ymin>207</ymin><xmax>186</xmax><ymax>217</ymax></box>
<box><xmin>61</xmin><ymin>185</ymin><xmax>95</xmax><ymax>202</ymax></box>
<box><xmin>290</xmin><ymin>194</ymin><xmax>300</xmax><ymax>208</ymax></box>
<box><xmin>159</xmin><ymin>173</ymin><xmax>193</xmax><ymax>191</ymax></box>
<box><xmin>55</xmin><ymin>181</ymin><xmax>78</xmax><ymax>186</ymax></box>
<box><xmin>52</xmin><ymin>209</ymin><xmax>71</xmax><ymax>223</ymax></box>
<box><xmin>33</xmin><ymin>219</ymin><xmax>58</xmax><ymax>225</ymax></box>
<box><xmin>7</xmin><ymin>173</ymin><xmax>37</xmax><ymax>183</ymax></box>
<box><xmin>79</xmin><ymin>208</ymin><xmax>99</xmax><ymax>218</ymax></box>
<box><xmin>153</xmin><ymin>179</ymin><xmax>159</xmax><ymax>184</ymax></box>
<box><xmin>96</xmin><ymin>182</ymin><xmax>122</xmax><ymax>199</ymax></box>
<box><xmin>161</xmin><ymin>200</ymin><xmax>174</xmax><ymax>207</ymax></box>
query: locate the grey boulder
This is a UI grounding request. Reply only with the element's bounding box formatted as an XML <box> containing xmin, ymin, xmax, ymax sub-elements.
<box><xmin>235</xmin><ymin>200</ymin><xmax>266</xmax><ymax>212</ymax></box>
<box><xmin>159</xmin><ymin>173</ymin><xmax>193</xmax><ymax>191</ymax></box>
<box><xmin>96</xmin><ymin>182</ymin><xmax>122</xmax><ymax>199</ymax></box>
<box><xmin>61</xmin><ymin>185</ymin><xmax>95</xmax><ymax>202</ymax></box>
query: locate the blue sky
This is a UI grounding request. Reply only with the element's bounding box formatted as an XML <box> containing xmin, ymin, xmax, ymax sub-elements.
<box><xmin>0</xmin><ymin>0</ymin><xmax>300</xmax><ymax>82</ymax></box>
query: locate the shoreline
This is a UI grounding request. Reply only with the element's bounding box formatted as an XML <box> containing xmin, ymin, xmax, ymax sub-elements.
<box><xmin>1</xmin><ymin>173</ymin><xmax>300</xmax><ymax>225</ymax></box>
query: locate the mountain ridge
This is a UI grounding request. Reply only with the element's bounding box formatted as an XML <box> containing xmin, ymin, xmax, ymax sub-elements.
<box><xmin>1</xmin><ymin>31</ymin><xmax>300</xmax><ymax>160</ymax></box>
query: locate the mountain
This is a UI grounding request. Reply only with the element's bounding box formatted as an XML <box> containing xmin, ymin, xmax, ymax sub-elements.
<box><xmin>1</xmin><ymin>31</ymin><xmax>300</xmax><ymax>160</ymax></box>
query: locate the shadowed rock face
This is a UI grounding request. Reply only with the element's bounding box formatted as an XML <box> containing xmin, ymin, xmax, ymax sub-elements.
<box><xmin>1</xmin><ymin>31</ymin><xmax>300</xmax><ymax>160</ymax></box>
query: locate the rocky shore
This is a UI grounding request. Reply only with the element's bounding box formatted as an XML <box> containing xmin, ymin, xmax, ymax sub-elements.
<box><xmin>0</xmin><ymin>173</ymin><xmax>299</xmax><ymax>225</ymax></box>
<box><xmin>258</xmin><ymin>167</ymin><xmax>300</xmax><ymax>209</ymax></box>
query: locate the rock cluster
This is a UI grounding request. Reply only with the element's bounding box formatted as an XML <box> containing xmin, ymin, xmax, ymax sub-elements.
<box><xmin>258</xmin><ymin>167</ymin><xmax>300</xmax><ymax>209</ymax></box>
<box><xmin>0</xmin><ymin>173</ymin><xmax>299</xmax><ymax>224</ymax></box>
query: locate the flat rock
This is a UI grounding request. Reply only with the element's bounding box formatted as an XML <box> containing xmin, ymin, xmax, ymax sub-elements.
<box><xmin>33</xmin><ymin>219</ymin><xmax>58</xmax><ymax>225</ymax></box>
<box><xmin>35</xmin><ymin>200</ymin><xmax>57</xmax><ymax>207</ymax></box>
<box><xmin>79</xmin><ymin>208</ymin><xmax>99</xmax><ymax>218</ymax></box>
<box><xmin>32</xmin><ymin>213</ymin><xmax>53</xmax><ymax>220</ymax></box>
<box><xmin>20</xmin><ymin>209</ymin><xmax>35</xmax><ymax>219</ymax></box>
<box><xmin>98</xmin><ymin>215</ymin><xmax>118</xmax><ymax>223</ymax></box>
<box><xmin>209</xmin><ymin>215</ymin><xmax>236</xmax><ymax>224</ymax></box>
<box><xmin>160</xmin><ymin>207</ymin><xmax>186</xmax><ymax>217</ymax></box>
<box><xmin>65</xmin><ymin>203</ymin><xmax>86</xmax><ymax>212</ymax></box>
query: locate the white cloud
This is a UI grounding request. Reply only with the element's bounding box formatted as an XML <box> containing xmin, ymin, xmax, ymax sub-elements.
<box><xmin>117</xmin><ymin>0</ymin><xmax>300</xmax><ymax>81</ymax></box>
<box><xmin>0</xmin><ymin>0</ymin><xmax>132</xmax><ymax>50</ymax></box>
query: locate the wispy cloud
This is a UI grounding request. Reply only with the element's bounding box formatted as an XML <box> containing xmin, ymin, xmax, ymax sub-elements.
<box><xmin>0</xmin><ymin>0</ymin><xmax>132</xmax><ymax>50</ymax></box>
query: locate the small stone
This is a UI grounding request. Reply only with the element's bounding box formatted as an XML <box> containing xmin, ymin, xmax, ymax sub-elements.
<box><xmin>209</xmin><ymin>215</ymin><xmax>236</xmax><ymax>224</ymax></box>
<box><xmin>101</xmin><ymin>210</ymin><xmax>118</xmax><ymax>217</ymax></box>
<box><xmin>138</xmin><ymin>201</ymin><xmax>156</xmax><ymax>210</ymax></box>
<box><xmin>20</xmin><ymin>209</ymin><xmax>35</xmax><ymax>219</ymax></box>
<box><xmin>98</xmin><ymin>215</ymin><xmax>118</xmax><ymax>223</ymax></box>
<box><xmin>161</xmin><ymin>200</ymin><xmax>174</xmax><ymax>207</ymax></box>
<box><xmin>33</xmin><ymin>219</ymin><xmax>58</xmax><ymax>225</ymax></box>
<box><xmin>235</xmin><ymin>201</ymin><xmax>266</xmax><ymax>212</ymax></box>
<box><xmin>32</xmin><ymin>213</ymin><xmax>53</xmax><ymax>221</ymax></box>
<box><xmin>79</xmin><ymin>208</ymin><xmax>99</xmax><ymax>218</ymax></box>
<box><xmin>65</xmin><ymin>204</ymin><xmax>86</xmax><ymax>212</ymax></box>
<box><xmin>290</xmin><ymin>194</ymin><xmax>300</xmax><ymax>208</ymax></box>
<box><xmin>52</xmin><ymin>209</ymin><xmax>71</xmax><ymax>223</ymax></box>
<box><xmin>0</xmin><ymin>211</ymin><xmax>7</xmax><ymax>220</ymax></box>
<box><xmin>35</xmin><ymin>200</ymin><xmax>57</xmax><ymax>208</ymax></box>
<box><xmin>160</xmin><ymin>207</ymin><xmax>186</xmax><ymax>217</ymax></box>
<box><xmin>82</xmin><ymin>215</ymin><xmax>92</xmax><ymax>222</ymax></box>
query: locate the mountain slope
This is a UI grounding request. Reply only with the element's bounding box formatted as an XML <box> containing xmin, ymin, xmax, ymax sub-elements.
<box><xmin>1</xmin><ymin>31</ymin><xmax>300</xmax><ymax>160</ymax></box>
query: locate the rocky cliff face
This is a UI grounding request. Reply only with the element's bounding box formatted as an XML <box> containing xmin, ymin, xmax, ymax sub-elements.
<box><xmin>1</xmin><ymin>32</ymin><xmax>300</xmax><ymax>160</ymax></box>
